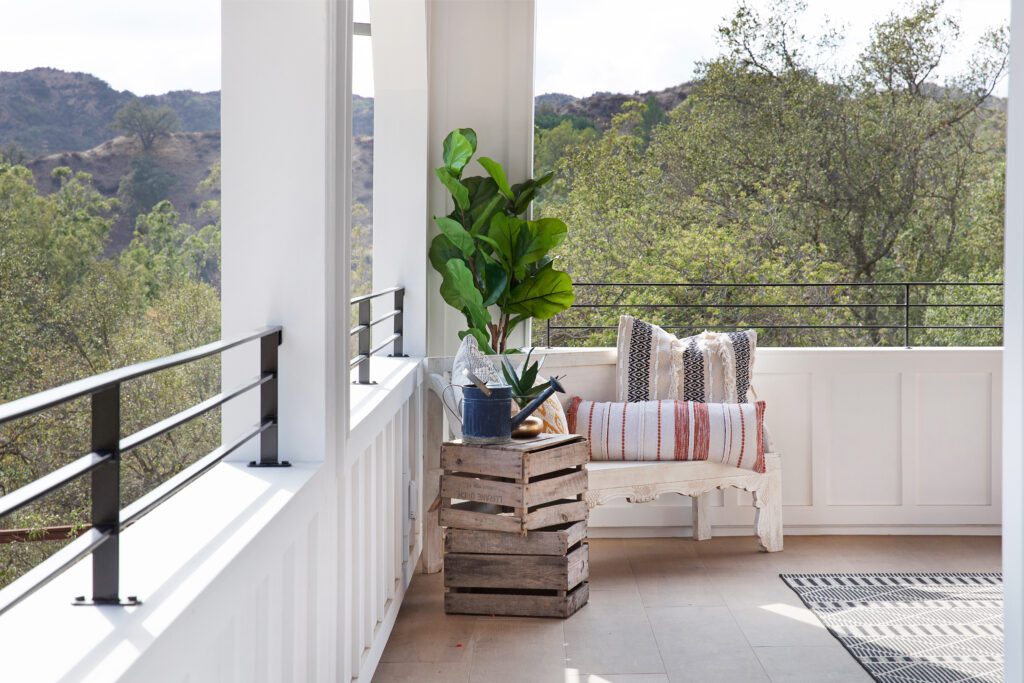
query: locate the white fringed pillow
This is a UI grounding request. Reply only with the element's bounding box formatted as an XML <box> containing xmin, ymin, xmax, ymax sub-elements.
<box><xmin>615</xmin><ymin>315</ymin><xmax>756</xmax><ymax>403</ymax></box>
<box><xmin>567</xmin><ymin>397</ymin><xmax>766</xmax><ymax>473</ymax></box>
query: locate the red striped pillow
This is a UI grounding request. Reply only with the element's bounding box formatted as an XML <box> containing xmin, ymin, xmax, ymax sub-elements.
<box><xmin>567</xmin><ymin>397</ymin><xmax>766</xmax><ymax>473</ymax></box>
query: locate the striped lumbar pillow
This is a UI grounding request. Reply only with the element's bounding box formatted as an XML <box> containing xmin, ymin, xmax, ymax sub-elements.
<box><xmin>567</xmin><ymin>397</ymin><xmax>766</xmax><ymax>473</ymax></box>
<box><xmin>615</xmin><ymin>315</ymin><xmax>756</xmax><ymax>404</ymax></box>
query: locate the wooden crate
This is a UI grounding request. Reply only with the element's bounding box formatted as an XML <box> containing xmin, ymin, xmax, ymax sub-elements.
<box><xmin>439</xmin><ymin>434</ymin><xmax>589</xmax><ymax>534</ymax></box>
<box><xmin>440</xmin><ymin>435</ymin><xmax>590</xmax><ymax>618</ymax></box>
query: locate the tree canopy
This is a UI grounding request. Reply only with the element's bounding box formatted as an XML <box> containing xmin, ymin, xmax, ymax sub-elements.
<box><xmin>535</xmin><ymin>0</ymin><xmax>1007</xmax><ymax>347</ymax></box>
<box><xmin>113</xmin><ymin>100</ymin><xmax>181</xmax><ymax>151</ymax></box>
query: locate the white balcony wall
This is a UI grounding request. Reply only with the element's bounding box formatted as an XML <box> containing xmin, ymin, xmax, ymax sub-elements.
<box><xmin>534</xmin><ymin>347</ymin><xmax>1003</xmax><ymax>535</ymax></box>
<box><xmin>426</xmin><ymin>0</ymin><xmax>536</xmax><ymax>356</ymax></box>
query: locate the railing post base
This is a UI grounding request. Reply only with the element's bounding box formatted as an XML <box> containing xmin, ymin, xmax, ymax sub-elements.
<box><xmin>248</xmin><ymin>460</ymin><xmax>292</xmax><ymax>468</ymax></box>
<box><xmin>73</xmin><ymin>595</ymin><xmax>142</xmax><ymax>607</ymax></box>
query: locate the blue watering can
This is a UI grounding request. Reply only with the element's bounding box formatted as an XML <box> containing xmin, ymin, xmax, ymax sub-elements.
<box><xmin>459</xmin><ymin>374</ymin><xmax>565</xmax><ymax>444</ymax></box>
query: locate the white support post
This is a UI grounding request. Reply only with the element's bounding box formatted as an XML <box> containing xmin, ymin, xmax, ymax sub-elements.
<box><xmin>426</xmin><ymin>0</ymin><xmax>537</xmax><ymax>356</ymax></box>
<box><xmin>1003</xmin><ymin>0</ymin><xmax>1024</xmax><ymax>677</ymax></box>
<box><xmin>370</xmin><ymin>0</ymin><xmax>430</xmax><ymax>357</ymax></box>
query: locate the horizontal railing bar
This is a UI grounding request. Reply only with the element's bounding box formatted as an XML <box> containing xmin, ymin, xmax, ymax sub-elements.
<box><xmin>348</xmin><ymin>310</ymin><xmax>400</xmax><ymax>337</ymax></box>
<box><xmin>0</xmin><ymin>528</ymin><xmax>111</xmax><ymax>617</ymax></box>
<box><xmin>119</xmin><ymin>374</ymin><xmax>273</xmax><ymax>454</ymax></box>
<box><xmin>548</xmin><ymin>324</ymin><xmax>1003</xmax><ymax>331</ymax></box>
<box><xmin>572</xmin><ymin>282</ymin><xmax>1004</xmax><ymax>287</ymax></box>
<box><xmin>350</xmin><ymin>286</ymin><xmax>403</xmax><ymax>305</ymax></box>
<box><xmin>349</xmin><ymin>354</ymin><xmax>368</xmax><ymax>369</ymax></box>
<box><xmin>567</xmin><ymin>303</ymin><xmax>1003</xmax><ymax>309</ymax></box>
<box><xmin>0</xmin><ymin>451</ymin><xmax>112</xmax><ymax>520</ymax></box>
<box><xmin>368</xmin><ymin>333</ymin><xmax>401</xmax><ymax>357</ymax></box>
<box><xmin>0</xmin><ymin>326</ymin><xmax>282</xmax><ymax>426</ymax></box>
<box><xmin>119</xmin><ymin>420</ymin><xmax>274</xmax><ymax>529</ymax></box>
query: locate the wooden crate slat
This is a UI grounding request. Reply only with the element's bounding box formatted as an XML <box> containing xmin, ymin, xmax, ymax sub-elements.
<box><xmin>472</xmin><ymin>434</ymin><xmax>582</xmax><ymax>452</ymax></box>
<box><xmin>444</xmin><ymin>552</ymin><xmax>571</xmax><ymax>590</ymax></box>
<box><xmin>445</xmin><ymin>582</ymin><xmax>589</xmax><ymax>618</ymax></box>
<box><xmin>525</xmin><ymin>469</ymin><xmax>589</xmax><ymax>508</ymax></box>
<box><xmin>524</xmin><ymin>441</ymin><xmax>589</xmax><ymax>479</ymax></box>
<box><xmin>525</xmin><ymin>500</ymin><xmax>588</xmax><ymax>530</ymax></box>
<box><xmin>441</xmin><ymin>472</ymin><xmax>524</xmax><ymax>508</ymax></box>
<box><xmin>441</xmin><ymin>444</ymin><xmax>523</xmax><ymax>479</ymax></box>
<box><xmin>565</xmin><ymin>519</ymin><xmax>587</xmax><ymax>548</ymax></box>
<box><xmin>439</xmin><ymin>501</ymin><xmax>521</xmax><ymax>534</ymax></box>
<box><xmin>444</xmin><ymin>521</ymin><xmax>586</xmax><ymax>556</ymax></box>
<box><xmin>567</xmin><ymin>544</ymin><xmax>589</xmax><ymax>590</ymax></box>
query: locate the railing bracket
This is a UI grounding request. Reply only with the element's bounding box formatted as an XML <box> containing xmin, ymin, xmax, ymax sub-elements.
<box><xmin>73</xmin><ymin>595</ymin><xmax>142</xmax><ymax>607</ymax></box>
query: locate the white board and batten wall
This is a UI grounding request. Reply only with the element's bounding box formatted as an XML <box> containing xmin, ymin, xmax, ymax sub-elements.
<box><xmin>537</xmin><ymin>347</ymin><xmax>1002</xmax><ymax>536</ymax></box>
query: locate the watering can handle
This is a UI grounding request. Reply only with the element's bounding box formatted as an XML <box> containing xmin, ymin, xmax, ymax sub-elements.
<box><xmin>441</xmin><ymin>383</ymin><xmax>464</xmax><ymax>427</ymax></box>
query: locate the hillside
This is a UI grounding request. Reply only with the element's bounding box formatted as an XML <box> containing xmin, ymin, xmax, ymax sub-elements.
<box><xmin>0</xmin><ymin>67</ymin><xmax>694</xmax><ymax>260</ymax></box>
<box><xmin>0</xmin><ymin>68</ymin><xmax>219</xmax><ymax>156</ymax></box>
<box><xmin>535</xmin><ymin>82</ymin><xmax>697</xmax><ymax>130</ymax></box>
<box><xmin>27</xmin><ymin>132</ymin><xmax>221</xmax><ymax>253</ymax></box>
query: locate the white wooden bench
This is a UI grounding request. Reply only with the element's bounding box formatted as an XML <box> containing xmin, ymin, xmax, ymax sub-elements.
<box><xmin>420</xmin><ymin>354</ymin><xmax>784</xmax><ymax>572</ymax></box>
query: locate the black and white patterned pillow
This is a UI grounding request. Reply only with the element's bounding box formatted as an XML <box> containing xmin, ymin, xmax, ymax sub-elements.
<box><xmin>615</xmin><ymin>315</ymin><xmax>756</xmax><ymax>404</ymax></box>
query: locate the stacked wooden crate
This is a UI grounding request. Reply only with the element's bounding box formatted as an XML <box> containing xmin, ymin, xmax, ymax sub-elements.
<box><xmin>440</xmin><ymin>434</ymin><xmax>590</xmax><ymax>618</ymax></box>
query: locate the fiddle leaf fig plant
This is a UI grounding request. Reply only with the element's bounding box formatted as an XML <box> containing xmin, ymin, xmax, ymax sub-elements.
<box><xmin>430</xmin><ymin>128</ymin><xmax>574</xmax><ymax>353</ymax></box>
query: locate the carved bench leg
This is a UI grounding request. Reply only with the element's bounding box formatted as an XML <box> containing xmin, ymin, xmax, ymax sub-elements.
<box><xmin>753</xmin><ymin>452</ymin><xmax>784</xmax><ymax>552</ymax></box>
<box><xmin>692</xmin><ymin>493</ymin><xmax>712</xmax><ymax>541</ymax></box>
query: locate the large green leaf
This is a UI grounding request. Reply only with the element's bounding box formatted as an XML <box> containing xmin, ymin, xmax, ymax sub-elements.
<box><xmin>455</xmin><ymin>128</ymin><xmax>477</xmax><ymax>154</ymax></box>
<box><xmin>478</xmin><ymin>157</ymin><xmax>514</xmax><ymax>200</ymax></box>
<box><xmin>428</xmin><ymin>234</ymin><xmax>466</xmax><ymax>311</ymax></box>
<box><xmin>470</xmin><ymin>194</ymin><xmax>504</xmax><ymax>234</ymax></box>
<box><xmin>487</xmin><ymin>213</ymin><xmax>522</xmax><ymax>268</ymax></box>
<box><xmin>522</xmin><ymin>217</ymin><xmax>568</xmax><ymax>264</ymax></box>
<box><xmin>434</xmin><ymin>216</ymin><xmax>475</xmax><ymax>258</ymax></box>
<box><xmin>442</xmin><ymin>129</ymin><xmax>475</xmax><ymax>175</ymax></box>
<box><xmin>446</xmin><ymin>259</ymin><xmax>491</xmax><ymax>332</ymax></box>
<box><xmin>481</xmin><ymin>262</ymin><xmax>508</xmax><ymax>306</ymax></box>
<box><xmin>507</xmin><ymin>264</ymin><xmax>575</xmax><ymax>320</ymax></box>
<box><xmin>510</xmin><ymin>172</ymin><xmax>554</xmax><ymax>214</ymax></box>
<box><xmin>435</xmin><ymin>167</ymin><xmax>470</xmax><ymax>211</ymax></box>
<box><xmin>428</xmin><ymin>233</ymin><xmax>462</xmax><ymax>275</ymax></box>
<box><xmin>461</xmin><ymin>176</ymin><xmax>499</xmax><ymax>215</ymax></box>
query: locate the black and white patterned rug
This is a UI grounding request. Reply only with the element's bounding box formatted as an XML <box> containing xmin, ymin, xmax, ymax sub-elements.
<box><xmin>781</xmin><ymin>573</ymin><xmax>1003</xmax><ymax>683</ymax></box>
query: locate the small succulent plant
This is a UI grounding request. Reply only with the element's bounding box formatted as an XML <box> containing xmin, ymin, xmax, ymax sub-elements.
<box><xmin>500</xmin><ymin>349</ymin><xmax>550</xmax><ymax>409</ymax></box>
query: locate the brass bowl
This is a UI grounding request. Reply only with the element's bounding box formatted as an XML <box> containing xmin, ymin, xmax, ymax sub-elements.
<box><xmin>511</xmin><ymin>416</ymin><xmax>544</xmax><ymax>439</ymax></box>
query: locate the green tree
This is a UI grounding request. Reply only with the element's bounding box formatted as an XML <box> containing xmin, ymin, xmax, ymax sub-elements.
<box><xmin>534</xmin><ymin>0</ymin><xmax>1007</xmax><ymax>347</ymax></box>
<box><xmin>113</xmin><ymin>100</ymin><xmax>180</xmax><ymax>151</ymax></box>
<box><xmin>0</xmin><ymin>161</ymin><xmax>221</xmax><ymax>588</ymax></box>
<box><xmin>118</xmin><ymin>154</ymin><xmax>179</xmax><ymax>216</ymax></box>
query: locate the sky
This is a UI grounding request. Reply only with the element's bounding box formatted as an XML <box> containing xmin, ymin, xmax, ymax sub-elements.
<box><xmin>0</xmin><ymin>0</ymin><xmax>1010</xmax><ymax>98</ymax></box>
<box><xmin>0</xmin><ymin>0</ymin><xmax>220</xmax><ymax>95</ymax></box>
<box><xmin>536</xmin><ymin>0</ymin><xmax>1011</xmax><ymax>97</ymax></box>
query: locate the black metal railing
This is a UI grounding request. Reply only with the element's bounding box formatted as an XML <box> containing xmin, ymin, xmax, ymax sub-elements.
<box><xmin>0</xmin><ymin>326</ymin><xmax>285</xmax><ymax>616</ymax></box>
<box><xmin>544</xmin><ymin>282</ymin><xmax>1003</xmax><ymax>348</ymax></box>
<box><xmin>350</xmin><ymin>286</ymin><xmax>406</xmax><ymax>384</ymax></box>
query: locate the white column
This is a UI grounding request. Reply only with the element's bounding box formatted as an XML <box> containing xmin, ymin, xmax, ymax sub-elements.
<box><xmin>371</xmin><ymin>0</ymin><xmax>430</xmax><ymax>357</ymax></box>
<box><xmin>221</xmin><ymin>0</ymin><xmax>349</xmax><ymax>464</ymax></box>
<box><xmin>426</xmin><ymin>0</ymin><xmax>536</xmax><ymax>355</ymax></box>
<box><xmin>1004</xmin><ymin>0</ymin><xmax>1024</xmax><ymax>677</ymax></box>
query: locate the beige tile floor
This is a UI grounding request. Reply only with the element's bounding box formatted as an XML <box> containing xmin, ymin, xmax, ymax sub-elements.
<box><xmin>374</xmin><ymin>535</ymin><xmax>1001</xmax><ymax>683</ymax></box>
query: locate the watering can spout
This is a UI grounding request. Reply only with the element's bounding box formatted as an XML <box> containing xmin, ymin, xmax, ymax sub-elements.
<box><xmin>510</xmin><ymin>376</ymin><xmax>566</xmax><ymax>429</ymax></box>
